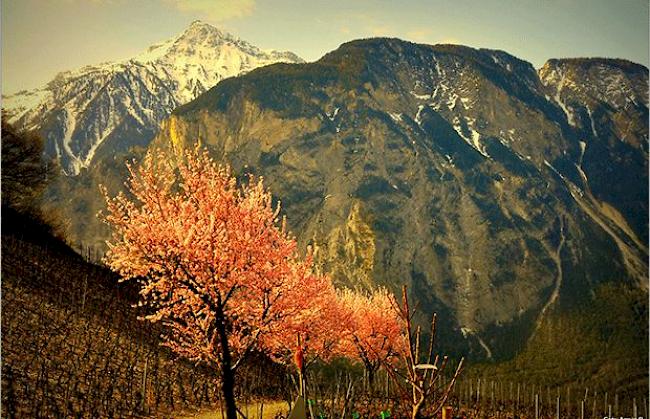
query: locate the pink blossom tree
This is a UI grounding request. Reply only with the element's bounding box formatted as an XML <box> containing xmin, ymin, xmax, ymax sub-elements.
<box><xmin>262</xmin><ymin>271</ymin><xmax>351</xmax><ymax>397</ymax></box>
<box><xmin>101</xmin><ymin>147</ymin><xmax>322</xmax><ymax>419</ymax></box>
<box><xmin>338</xmin><ymin>288</ymin><xmax>405</xmax><ymax>389</ymax></box>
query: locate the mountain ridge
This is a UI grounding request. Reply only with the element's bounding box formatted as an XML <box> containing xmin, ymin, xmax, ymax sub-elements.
<box><xmin>2</xmin><ymin>21</ymin><xmax>303</xmax><ymax>175</ymax></box>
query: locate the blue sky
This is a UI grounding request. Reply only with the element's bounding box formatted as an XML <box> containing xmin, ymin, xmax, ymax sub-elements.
<box><xmin>2</xmin><ymin>0</ymin><xmax>649</xmax><ymax>94</ymax></box>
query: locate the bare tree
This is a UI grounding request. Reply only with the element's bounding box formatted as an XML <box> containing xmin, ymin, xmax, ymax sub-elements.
<box><xmin>382</xmin><ymin>285</ymin><xmax>464</xmax><ymax>419</ymax></box>
<box><xmin>1</xmin><ymin>114</ymin><xmax>54</xmax><ymax>213</ymax></box>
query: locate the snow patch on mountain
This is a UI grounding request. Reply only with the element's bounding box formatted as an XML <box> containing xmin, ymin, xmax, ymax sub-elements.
<box><xmin>544</xmin><ymin>67</ymin><xmax>578</xmax><ymax>127</ymax></box>
<box><xmin>388</xmin><ymin>111</ymin><xmax>403</xmax><ymax>122</ymax></box>
<box><xmin>585</xmin><ymin>106</ymin><xmax>598</xmax><ymax>137</ymax></box>
<box><xmin>452</xmin><ymin>116</ymin><xmax>489</xmax><ymax>158</ymax></box>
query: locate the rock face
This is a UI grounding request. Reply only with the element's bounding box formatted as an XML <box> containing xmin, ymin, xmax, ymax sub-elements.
<box><xmin>2</xmin><ymin>21</ymin><xmax>303</xmax><ymax>175</ymax></box>
<box><xmin>150</xmin><ymin>39</ymin><xmax>648</xmax><ymax>359</ymax></box>
<box><xmin>538</xmin><ymin>58</ymin><xmax>649</xmax><ymax>245</ymax></box>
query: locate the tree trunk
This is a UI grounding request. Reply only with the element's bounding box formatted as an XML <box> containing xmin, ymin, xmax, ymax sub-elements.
<box><xmin>411</xmin><ymin>398</ymin><xmax>424</xmax><ymax>419</ymax></box>
<box><xmin>215</xmin><ymin>305</ymin><xmax>238</xmax><ymax>419</ymax></box>
<box><xmin>220</xmin><ymin>363</ymin><xmax>237</xmax><ymax>419</ymax></box>
<box><xmin>298</xmin><ymin>366</ymin><xmax>307</xmax><ymax>413</ymax></box>
<box><xmin>367</xmin><ymin>367</ymin><xmax>376</xmax><ymax>393</ymax></box>
<box><xmin>363</xmin><ymin>361</ymin><xmax>378</xmax><ymax>393</ymax></box>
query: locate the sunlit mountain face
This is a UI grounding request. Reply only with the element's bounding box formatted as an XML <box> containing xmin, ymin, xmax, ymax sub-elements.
<box><xmin>152</xmin><ymin>39</ymin><xmax>648</xmax><ymax>359</ymax></box>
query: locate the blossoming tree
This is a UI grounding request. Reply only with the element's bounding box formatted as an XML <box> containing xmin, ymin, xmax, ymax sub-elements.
<box><xmin>101</xmin><ymin>147</ymin><xmax>321</xmax><ymax>419</ymax></box>
<box><xmin>339</xmin><ymin>287</ymin><xmax>404</xmax><ymax>389</ymax></box>
<box><xmin>262</xmin><ymin>271</ymin><xmax>351</xmax><ymax>397</ymax></box>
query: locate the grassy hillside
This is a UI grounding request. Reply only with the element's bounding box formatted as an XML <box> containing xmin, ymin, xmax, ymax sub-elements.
<box><xmin>465</xmin><ymin>281</ymin><xmax>648</xmax><ymax>410</ymax></box>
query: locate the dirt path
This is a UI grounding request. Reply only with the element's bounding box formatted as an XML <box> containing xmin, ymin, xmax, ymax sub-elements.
<box><xmin>178</xmin><ymin>401</ymin><xmax>288</xmax><ymax>419</ymax></box>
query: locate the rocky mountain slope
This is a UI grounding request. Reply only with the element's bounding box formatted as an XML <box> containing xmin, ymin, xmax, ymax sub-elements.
<box><xmin>2</xmin><ymin>21</ymin><xmax>302</xmax><ymax>175</ymax></box>
<box><xmin>19</xmin><ymin>36</ymin><xmax>647</xmax><ymax>360</ymax></box>
<box><xmin>149</xmin><ymin>39</ymin><xmax>648</xmax><ymax>359</ymax></box>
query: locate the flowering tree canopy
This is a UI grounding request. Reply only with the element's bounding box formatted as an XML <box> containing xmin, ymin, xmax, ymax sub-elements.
<box><xmin>262</xmin><ymin>270</ymin><xmax>351</xmax><ymax>367</ymax></box>
<box><xmin>101</xmin><ymin>147</ymin><xmax>319</xmax><ymax>419</ymax></box>
<box><xmin>339</xmin><ymin>287</ymin><xmax>405</xmax><ymax>386</ymax></box>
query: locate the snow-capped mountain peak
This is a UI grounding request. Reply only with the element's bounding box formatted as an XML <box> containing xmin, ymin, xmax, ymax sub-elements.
<box><xmin>2</xmin><ymin>21</ymin><xmax>303</xmax><ymax>175</ymax></box>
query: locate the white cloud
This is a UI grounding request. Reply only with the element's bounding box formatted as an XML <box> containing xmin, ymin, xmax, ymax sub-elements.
<box><xmin>164</xmin><ymin>0</ymin><xmax>255</xmax><ymax>21</ymax></box>
<box><xmin>406</xmin><ymin>28</ymin><xmax>433</xmax><ymax>42</ymax></box>
<box><xmin>436</xmin><ymin>37</ymin><xmax>461</xmax><ymax>45</ymax></box>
